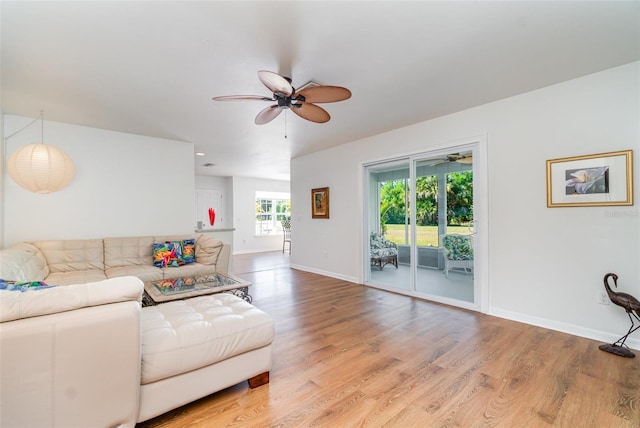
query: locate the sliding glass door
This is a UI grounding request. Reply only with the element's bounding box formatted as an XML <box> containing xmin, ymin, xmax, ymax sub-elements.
<box><xmin>365</xmin><ymin>145</ymin><xmax>478</xmax><ymax>308</ymax></box>
<box><xmin>413</xmin><ymin>152</ymin><xmax>474</xmax><ymax>302</ymax></box>
<box><xmin>366</xmin><ymin>159</ymin><xmax>412</xmax><ymax>291</ymax></box>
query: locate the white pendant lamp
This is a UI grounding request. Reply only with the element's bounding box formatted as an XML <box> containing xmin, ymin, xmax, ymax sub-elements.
<box><xmin>6</xmin><ymin>112</ymin><xmax>75</xmax><ymax>194</ymax></box>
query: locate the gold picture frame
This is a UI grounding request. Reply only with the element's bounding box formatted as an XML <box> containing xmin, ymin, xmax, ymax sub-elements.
<box><xmin>311</xmin><ymin>187</ymin><xmax>330</xmax><ymax>218</ymax></box>
<box><xmin>546</xmin><ymin>149</ymin><xmax>633</xmax><ymax>207</ymax></box>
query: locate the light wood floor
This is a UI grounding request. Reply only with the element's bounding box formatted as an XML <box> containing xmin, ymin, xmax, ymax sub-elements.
<box><xmin>137</xmin><ymin>251</ymin><xmax>640</xmax><ymax>427</ymax></box>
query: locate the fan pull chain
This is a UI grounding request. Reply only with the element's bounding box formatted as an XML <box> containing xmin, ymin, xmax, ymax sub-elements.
<box><xmin>284</xmin><ymin>110</ymin><xmax>288</xmax><ymax>139</ymax></box>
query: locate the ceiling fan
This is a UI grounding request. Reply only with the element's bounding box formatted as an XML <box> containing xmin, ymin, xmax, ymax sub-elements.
<box><xmin>213</xmin><ymin>70</ymin><xmax>351</xmax><ymax>125</ymax></box>
<box><xmin>427</xmin><ymin>153</ymin><xmax>473</xmax><ymax>166</ymax></box>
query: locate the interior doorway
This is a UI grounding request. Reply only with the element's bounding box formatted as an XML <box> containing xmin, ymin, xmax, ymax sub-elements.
<box><xmin>364</xmin><ymin>142</ymin><xmax>482</xmax><ymax>310</ymax></box>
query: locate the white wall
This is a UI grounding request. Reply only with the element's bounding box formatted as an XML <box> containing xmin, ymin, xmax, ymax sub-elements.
<box><xmin>2</xmin><ymin>115</ymin><xmax>195</xmax><ymax>246</ymax></box>
<box><xmin>291</xmin><ymin>62</ymin><xmax>640</xmax><ymax>348</ymax></box>
<box><xmin>0</xmin><ymin>114</ymin><xmax>5</xmax><ymax>246</ymax></box>
<box><xmin>232</xmin><ymin>176</ymin><xmax>290</xmax><ymax>254</ymax></box>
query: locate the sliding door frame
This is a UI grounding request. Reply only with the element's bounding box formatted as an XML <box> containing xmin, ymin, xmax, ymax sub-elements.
<box><xmin>362</xmin><ymin>135</ymin><xmax>489</xmax><ymax>313</ymax></box>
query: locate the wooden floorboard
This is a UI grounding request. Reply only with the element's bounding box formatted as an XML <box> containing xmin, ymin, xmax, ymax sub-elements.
<box><xmin>137</xmin><ymin>252</ymin><xmax>640</xmax><ymax>427</ymax></box>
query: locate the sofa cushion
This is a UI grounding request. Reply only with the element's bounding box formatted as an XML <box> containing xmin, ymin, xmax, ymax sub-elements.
<box><xmin>0</xmin><ymin>243</ymin><xmax>49</xmax><ymax>282</ymax></box>
<box><xmin>45</xmin><ymin>270</ymin><xmax>108</xmax><ymax>286</ymax></box>
<box><xmin>104</xmin><ymin>236</ymin><xmax>155</xmax><ymax>269</ymax></box>
<box><xmin>193</xmin><ymin>235</ymin><xmax>223</xmax><ymax>265</ymax></box>
<box><xmin>139</xmin><ymin>293</ymin><xmax>274</xmax><ymax>384</ymax></box>
<box><xmin>0</xmin><ymin>276</ymin><xmax>143</xmax><ymax>322</ymax></box>
<box><xmin>31</xmin><ymin>239</ymin><xmax>105</xmax><ymax>272</ymax></box>
<box><xmin>106</xmin><ymin>265</ymin><xmax>163</xmax><ymax>282</ymax></box>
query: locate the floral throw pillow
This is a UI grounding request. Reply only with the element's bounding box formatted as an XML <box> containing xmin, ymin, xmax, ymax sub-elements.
<box><xmin>182</xmin><ymin>239</ymin><xmax>196</xmax><ymax>264</ymax></box>
<box><xmin>0</xmin><ymin>279</ymin><xmax>56</xmax><ymax>292</ymax></box>
<box><xmin>153</xmin><ymin>242</ymin><xmax>183</xmax><ymax>268</ymax></box>
<box><xmin>153</xmin><ymin>240</ymin><xmax>196</xmax><ymax>267</ymax></box>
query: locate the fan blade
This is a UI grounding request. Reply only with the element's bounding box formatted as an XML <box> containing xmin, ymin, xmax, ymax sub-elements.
<box><xmin>291</xmin><ymin>103</ymin><xmax>330</xmax><ymax>123</ymax></box>
<box><xmin>212</xmin><ymin>95</ymin><xmax>272</xmax><ymax>101</ymax></box>
<box><xmin>296</xmin><ymin>86</ymin><xmax>351</xmax><ymax>103</ymax></box>
<box><xmin>255</xmin><ymin>105</ymin><xmax>283</xmax><ymax>125</ymax></box>
<box><xmin>258</xmin><ymin>70</ymin><xmax>293</xmax><ymax>96</ymax></box>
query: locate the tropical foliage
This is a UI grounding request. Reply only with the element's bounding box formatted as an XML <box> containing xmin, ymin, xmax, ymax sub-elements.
<box><xmin>446</xmin><ymin>171</ymin><xmax>473</xmax><ymax>224</ymax></box>
<box><xmin>379</xmin><ymin>171</ymin><xmax>473</xmax><ymax>229</ymax></box>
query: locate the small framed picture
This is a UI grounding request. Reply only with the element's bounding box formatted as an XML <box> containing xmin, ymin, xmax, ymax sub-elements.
<box><xmin>546</xmin><ymin>150</ymin><xmax>633</xmax><ymax>207</ymax></box>
<box><xmin>311</xmin><ymin>187</ymin><xmax>330</xmax><ymax>219</ymax></box>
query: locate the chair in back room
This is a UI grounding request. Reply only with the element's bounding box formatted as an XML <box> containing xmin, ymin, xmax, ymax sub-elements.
<box><xmin>282</xmin><ymin>220</ymin><xmax>291</xmax><ymax>254</ymax></box>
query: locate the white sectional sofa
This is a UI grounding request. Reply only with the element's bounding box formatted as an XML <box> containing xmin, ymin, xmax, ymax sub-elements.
<box><xmin>0</xmin><ymin>276</ymin><xmax>275</xmax><ymax>427</ymax></box>
<box><xmin>0</xmin><ymin>234</ymin><xmax>276</xmax><ymax>427</ymax></box>
<box><xmin>0</xmin><ymin>233</ymin><xmax>230</xmax><ymax>286</ymax></box>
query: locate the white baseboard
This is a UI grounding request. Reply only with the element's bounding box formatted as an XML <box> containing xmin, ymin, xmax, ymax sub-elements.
<box><xmin>490</xmin><ymin>307</ymin><xmax>640</xmax><ymax>351</ymax></box>
<box><xmin>233</xmin><ymin>248</ymin><xmax>281</xmax><ymax>255</ymax></box>
<box><xmin>289</xmin><ymin>264</ymin><xmax>359</xmax><ymax>285</ymax></box>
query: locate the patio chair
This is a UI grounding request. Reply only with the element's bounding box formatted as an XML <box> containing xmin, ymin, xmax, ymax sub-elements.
<box><xmin>370</xmin><ymin>232</ymin><xmax>398</xmax><ymax>270</ymax></box>
<box><xmin>440</xmin><ymin>234</ymin><xmax>474</xmax><ymax>278</ymax></box>
<box><xmin>282</xmin><ymin>219</ymin><xmax>291</xmax><ymax>254</ymax></box>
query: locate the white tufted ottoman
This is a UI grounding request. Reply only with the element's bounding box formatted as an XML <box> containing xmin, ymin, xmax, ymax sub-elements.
<box><xmin>136</xmin><ymin>293</ymin><xmax>275</xmax><ymax>423</ymax></box>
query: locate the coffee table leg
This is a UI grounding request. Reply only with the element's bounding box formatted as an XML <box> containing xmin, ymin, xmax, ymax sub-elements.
<box><xmin>142</xmin><ymin>291</ymin><xmax>157</xmax><ymax>307</ymax></box>
<box><xmin>227</xmin><ymin>287</ymin><xmax>252</xmax><ymax>303</ymax></box>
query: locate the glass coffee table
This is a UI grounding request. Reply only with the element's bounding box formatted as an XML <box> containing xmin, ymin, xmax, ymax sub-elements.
<box><xmin>142</xmin><ymin>272</ymin><xmax>251</xmax><ymax>306</ymax></box>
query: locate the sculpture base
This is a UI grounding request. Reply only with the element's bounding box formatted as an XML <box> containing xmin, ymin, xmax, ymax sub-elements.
<box><xmin>599</xmin><ymin>343</ymin><xmax>636</xmax><ymax>358</ymax></box>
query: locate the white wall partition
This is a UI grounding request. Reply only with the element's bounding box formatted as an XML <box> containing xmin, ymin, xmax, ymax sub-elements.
<box><xmin>2</xmin><ymin>115</ymin><xmax>195</xmax><ymax>246</ymax></box>
<box><xmin>290</xmin><ymin>61</ymin><xmax>640</xmax><ymax>348</ymax></box>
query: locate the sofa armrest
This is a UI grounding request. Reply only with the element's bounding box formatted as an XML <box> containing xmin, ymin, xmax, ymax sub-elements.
<box><xmin>0</xmin><ymin>276</ymin><xmax>143</xmax><ymax>322</ymax></box>
<box><xmin>215</xmin><ymin>244</ymin><xmax>231</xmax><ymax>274</ymax></box>
<box><xmin>0</xmin><ymin>243</ymin><xmax>49</xmax><ymax>282</ymax></box>
<box><xmin>195</xmin><ymin>235</ymin><xmax>230</xmax><ymax>273</ymax></box>
<box><xmin>0</xmin><ymin>282</ymin><xmax>142</xmax><ymax>427</ymax></box>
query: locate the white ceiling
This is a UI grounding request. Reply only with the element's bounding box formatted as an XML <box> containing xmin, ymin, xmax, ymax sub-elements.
<box><xmin>2</xmin><ymin>1</ymin><xmax>639</xmax><ymax>181</ymax></box>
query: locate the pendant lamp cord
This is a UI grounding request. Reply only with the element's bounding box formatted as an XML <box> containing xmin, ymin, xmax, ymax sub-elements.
<box><xmin>3</xmin><ymin>110</ymin><xmax>44</xmax><ymax>141</ymax></box>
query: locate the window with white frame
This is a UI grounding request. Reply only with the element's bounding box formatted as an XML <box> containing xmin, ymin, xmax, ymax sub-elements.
<box><xmin>255</xmin><ymin>191</ymin><xmax>291</xmax><ymax>236</ymax></box>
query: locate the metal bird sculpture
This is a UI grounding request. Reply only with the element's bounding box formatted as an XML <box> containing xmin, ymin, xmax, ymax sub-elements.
<box><xmin>599</xmin><ymin>273</ymin><xmax>640</xmax><ymax>357</ymax></box>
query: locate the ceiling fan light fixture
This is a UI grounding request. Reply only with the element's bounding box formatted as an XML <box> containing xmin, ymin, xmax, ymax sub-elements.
<box><xmin>213</xmin><ymin>71</ymin><xmax>350</xmax><ymax>125</ymax></box>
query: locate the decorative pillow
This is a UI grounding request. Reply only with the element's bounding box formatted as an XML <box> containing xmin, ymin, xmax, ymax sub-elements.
<box><xmin>442</xmin><ymin>235</ymin><xmax>473</xmax><ymax>260</ymax></box>
<box><xmin>153</xmin><ymin>243</ymin><xmax>169</xmax><ymax>268</ymax></box>
<box><xmin>0</xmin><ymin>278</ymin><xmax>56</xmax><ymax>292</ymax></box>
<box><xmin>167</xmin><ymin>241</ymin><xmax>183</xmax><ymax>267</ymax></box>
<box><xmin>153</xmin><ymin>242</ymin><xmax>183</xmax><ymax>268</ymax></box>
<box><xmin>182</xmin><ymin>239</ymin><xmax>196</xmax><ymax>264</ymax></box>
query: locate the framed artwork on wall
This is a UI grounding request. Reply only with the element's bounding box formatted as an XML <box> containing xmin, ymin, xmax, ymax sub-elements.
<box><xmin>546</xmin><ymin>149</ymin><xmax>633</xmax><ymax>207</ymax></box>
<box><xmin>311</xmin><ymin>187</ymin><xmax>330</xmax><ymax>218</ymax></box>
